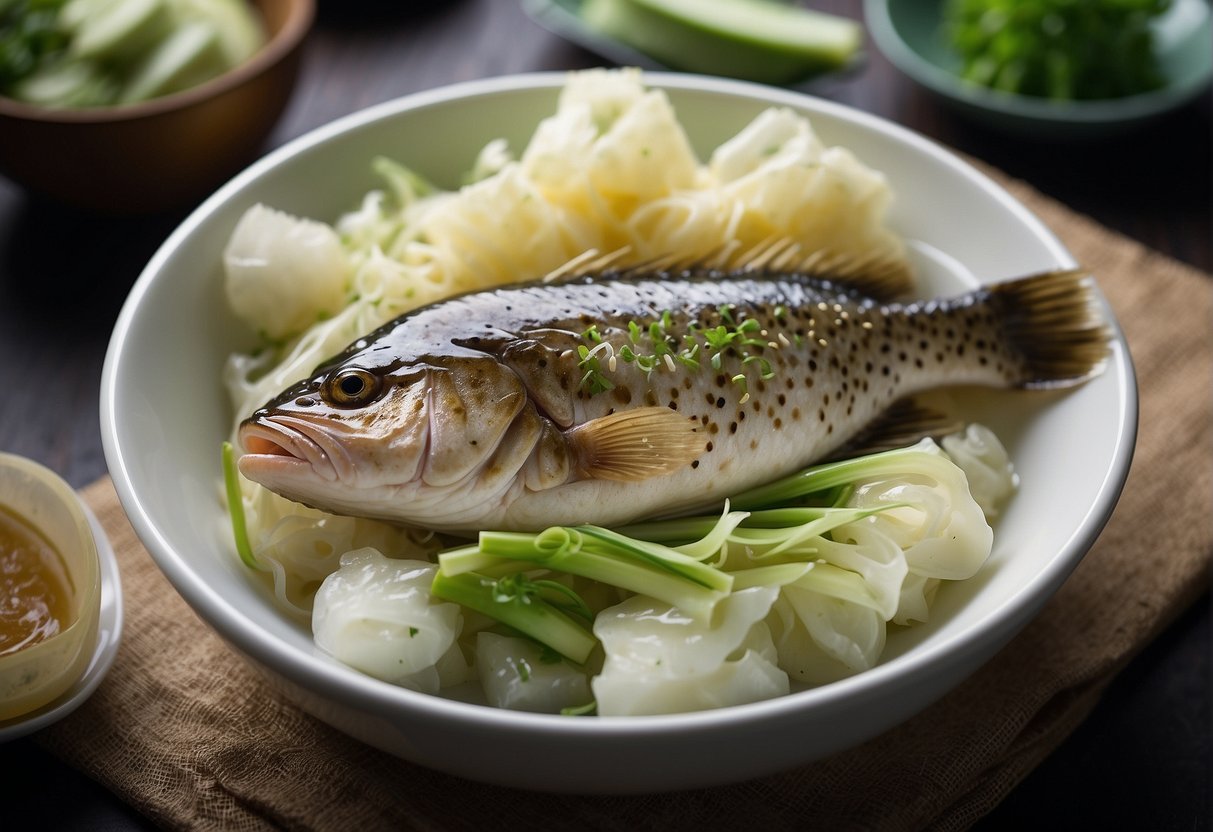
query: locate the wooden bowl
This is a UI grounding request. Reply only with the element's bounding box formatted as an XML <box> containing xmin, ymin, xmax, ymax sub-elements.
<box><xmin>0</xmin><ymin>0</ymin><xmax>314</xmax><ymax>214</ymax></box>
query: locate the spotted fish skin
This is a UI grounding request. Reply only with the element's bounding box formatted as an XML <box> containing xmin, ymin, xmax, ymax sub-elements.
<box><xmin>238</xmin><ymin>268</ymin><xmax>1108</xmax><ymax>533</ymax></box>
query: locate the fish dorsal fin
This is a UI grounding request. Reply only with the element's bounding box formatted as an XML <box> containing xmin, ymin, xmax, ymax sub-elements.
<box><xmin>541</xmin><ymin>238</ymin><xmax>913</xmax><ymax>302</ymax></box>
<box><xmin>567</xmin><ymin>406</ymin><xmax>703</xmax><ymax>482</ymax></box>
<box><xmin>823</xmin><ymin>395</ymin><xmax>963</xmax><ymax>462</ymax></box>
<box><xmin>730</xmin><ymin>236</ymin><xmax>915</xmax><ymax>302</ymax></box>
<box><xmin>542</xmin><ymin>247</ymin><xmax>633</xmax><ymax>283</ymax></box>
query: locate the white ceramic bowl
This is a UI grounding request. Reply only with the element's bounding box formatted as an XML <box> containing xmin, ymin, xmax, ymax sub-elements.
<box><xmin>101</xmin><ymin>73</ymin><xmax>1136</xmax><ymax>793</ymax></box>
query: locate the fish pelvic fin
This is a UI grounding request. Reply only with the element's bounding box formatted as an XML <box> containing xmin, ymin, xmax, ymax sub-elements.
<box><xmin>567</xmin><ymin>406</ymin><xmax>703</xmax><ymax>482</ymax></box>
<box><xmin>991</xmin><ymin>268</ymin><xmax>1113</xmax><ymax>388</ymax></box>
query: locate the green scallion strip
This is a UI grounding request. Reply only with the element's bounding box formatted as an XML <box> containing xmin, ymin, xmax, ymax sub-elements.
<box><xmin>668</xmin><ymin>508</ymin><xmax>749</xmax><ymax>561</ymax></box>
<box><xmin>615</xmin><ymin>514</ymin><xmax>721</xmax><ymax>545</ymax></box>
<box><xmin>726</xmin><ymin>562</ymin><xmax>814</xmax><ymax>590</ymax></box>
<box><xmin>441</xmin><ymin>526</ymin><xmax>730</xmax><ymax>621</ymax></box>
<box><xmin>430</xmin><ymin>570</ymin><xmax>597</xmax><ymax>664</ymax></box>
<box><xmin>531</xmin><ymin>578</ymin><xmax>595</xmax><ymax>623</ymax></box>
<box><xmin>728</xmin><ymin>505</ymin><xmax>899</xmax><ymax>562</ymax></box>
<box><xmin>730</xmin><ymin>444</ymin><xmax>946</xmax><ymax>510</ymax></box>
<box><xmin>574</xmin><ymin>525</ymin><xmax>733</xmax><ymax>592</ymax></box>
<box><xmin>221</xmin><ymin>442</ymin><xmax>259</xmax><ymax>569</ymax></box>
<box><xmin>561</xmin><ymin>700</ymin><xmax>598</xmax><ymax>717</ymax></box>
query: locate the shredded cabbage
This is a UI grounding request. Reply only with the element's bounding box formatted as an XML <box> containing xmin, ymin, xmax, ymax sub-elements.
<box><xmin>223</xmin><ymin>204</ymin><xmax>349</xmax><ymax>342</ymax></box>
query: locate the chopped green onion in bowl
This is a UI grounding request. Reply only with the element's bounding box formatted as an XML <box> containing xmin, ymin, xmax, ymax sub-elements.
<box><xmin>866</xmin><ymin>0</ymin><xmax>1213</xmax><ymax>136</ymax></box>
<box><xmin>944</xmin><ymin>0</ymin><xmax>1173</xmax><ymax>101</ymax></box>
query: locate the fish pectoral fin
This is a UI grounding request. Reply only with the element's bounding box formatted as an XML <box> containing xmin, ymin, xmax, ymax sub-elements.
<box><xmin>823</xmin><ymin>395</ymin><xmax>964</xmax><ymax>462</ymax></box>
<box><xmin>567</xmin><ymin>407</ymin><xmax>703</xmax><ymax>482</ymax></box>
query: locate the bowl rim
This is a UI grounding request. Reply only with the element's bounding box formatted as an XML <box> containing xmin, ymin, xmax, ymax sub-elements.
<box><xmin>864</xmin><ymin>0</ymin><xmax>1213</xmax><ymax>126</ymax></box>
<box><xmin>0</xmin><ymin>0</ymin><xmax>314</xmax><ymax>124</ymax></box>
<box><xmin>101</xmin><ymin>71</ymin><xmax>1138</xmax><ymax>739</ymax></box>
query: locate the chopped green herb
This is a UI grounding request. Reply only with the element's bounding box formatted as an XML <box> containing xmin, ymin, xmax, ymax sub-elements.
<box><xmin>743</xmin><ymin>354</ymin><xmax>775</xmax><ymax>380</ymax></box>
<box><xmin>576</xmin><ymin>344</ymin><xmax>615</xmax><ymax>394</ymax></box>
<box><xmin>577</xmin><ymin>304</ymin><xmax>789</xmax><ymax>396</ymax></box>
<box><xmin>677</xmin><ymin>343</ymin><xmax>701</xmax><ymax>369</ymax></box>
<box><xmin>944</xmin><ymin>0</ymin><xmax>1171</xmax><ymax>100</ymax></box>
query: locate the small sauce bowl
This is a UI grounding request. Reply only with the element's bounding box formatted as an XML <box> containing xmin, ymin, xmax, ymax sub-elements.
<box><xmin>0</xmin><ymin>454</ymin><xmax>101</xmax><ymax>722</ymax></box>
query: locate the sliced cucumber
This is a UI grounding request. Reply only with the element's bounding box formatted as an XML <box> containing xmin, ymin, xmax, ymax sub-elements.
<box><xmin>118</xmin><ymin>19</ymin><xmax>223</xmax><ymax>103</ymax></box>
<box><xmin>581</xmin><ymin>0</ymin><xmax>861</xmax><ymax>85</ymax></box>
<box><xmin>6</xmin><ymin>0</ymin><xmax>265</xmax><ymax>107</ymax></box>
<box><xmin>69</xmin><ymin>0</ymin><xmax>171</xmax><ymax>63</ymax></box>
<box><xmin>9</xmin><ymin>56</ymin><xmax>119</xmax><ymax>106</ymax></box>
<box><xmin>172</xmin><ymin>0</ymin><xmax>263</xmax><ymax>67</ymax></box>
<box><xmin>59</xmin><ymin>0</ymin><xmax>113</xmax><ymax>32</ymax></box>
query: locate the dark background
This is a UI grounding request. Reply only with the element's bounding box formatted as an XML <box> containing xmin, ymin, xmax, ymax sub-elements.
<box><xmin>0</xmin><ymin>1</ymin><xmax>1208</xmax><ymax>828</ymax></box>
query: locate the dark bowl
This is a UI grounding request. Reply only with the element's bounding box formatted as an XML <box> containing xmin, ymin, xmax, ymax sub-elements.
<box><xmin>865</xmin><ymin>0</ymin><xmax>1213</xmax><ymax>138</ymax></box>
<box><xmin>0</xmin><ymin>0</ymin><xmax>314</xmax><ymax>213</ymax></box>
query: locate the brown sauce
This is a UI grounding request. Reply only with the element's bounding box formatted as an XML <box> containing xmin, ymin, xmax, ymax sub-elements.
<box><xmin>0</xmin><ymin>506</ymin><xmax>73</xmax><ymax>657</ymax></box>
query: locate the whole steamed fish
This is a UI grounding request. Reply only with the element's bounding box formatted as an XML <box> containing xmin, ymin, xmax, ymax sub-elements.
<box><xmin>238</xmin><ymin>258</ymin><xmax>1109</xmax><ymax>533</ymax></box>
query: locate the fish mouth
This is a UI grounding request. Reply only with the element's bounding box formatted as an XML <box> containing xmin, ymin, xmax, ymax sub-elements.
<box><xmin>238</xmin><ymin>415</ymin><xmax>358</xmax><ymax>484</ymax></box>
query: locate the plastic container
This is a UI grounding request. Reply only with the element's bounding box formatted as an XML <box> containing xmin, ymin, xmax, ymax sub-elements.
<box><xmin>0</xmin><ymin>454</ymin><xmax>101</xmax><ymax>722</ymax></box>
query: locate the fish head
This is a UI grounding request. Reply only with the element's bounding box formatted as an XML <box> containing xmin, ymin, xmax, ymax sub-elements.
<box><xmin>237</xmin><ymin>346</ymin><xmax>544</xmax><ymax>527</ymax></box>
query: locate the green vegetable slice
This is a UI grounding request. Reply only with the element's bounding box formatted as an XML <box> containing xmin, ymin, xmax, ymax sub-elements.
<box><xmin>581</xmin><ymin>0</ymin><xmax>861</xmax><ymax>85</ymax></box>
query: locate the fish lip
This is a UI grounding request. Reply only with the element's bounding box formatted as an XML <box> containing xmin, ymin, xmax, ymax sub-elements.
<box><xmin>238</xmin><ymin>415</ymin><xmax>353</xmax><ymax>483</ymax></box>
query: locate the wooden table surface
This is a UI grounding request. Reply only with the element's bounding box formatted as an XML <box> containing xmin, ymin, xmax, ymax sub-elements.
<box><xmin>1</xmin><ymin>1</ymin><xmax>1208</xmax><ymax>828</ymax></box>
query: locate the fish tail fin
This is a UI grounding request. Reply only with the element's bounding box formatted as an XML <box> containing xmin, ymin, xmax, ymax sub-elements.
<box><xmin>989</xmin><ymin>268</ymin><xmax>1113</xmax><ymax>388</ymax></box>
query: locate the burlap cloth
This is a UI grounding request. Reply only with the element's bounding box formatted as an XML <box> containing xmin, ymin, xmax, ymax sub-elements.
<box><xmin>35</xmin><ymin>171</ymin><xmax>1212</xmax><ymax>831</ymax></box>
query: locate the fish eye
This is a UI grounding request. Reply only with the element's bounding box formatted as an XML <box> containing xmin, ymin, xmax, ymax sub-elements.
<box><xmin>324</xmin><ymin>367</ymin><xmax>382</xmax><ymax>407</ymax></box>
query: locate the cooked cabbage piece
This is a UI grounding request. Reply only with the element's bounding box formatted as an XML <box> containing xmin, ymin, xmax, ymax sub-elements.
<box><xmin>224</xmin><ymin>204</ymin><xmax>349</xmax><ymax>341</ymax></box>
<box><xmin>476</xmin><ymin>632</ymin><xmax>591</xmax><ymax>714</ymax></box>
<box><xmin>312</xmin><ymin>549</ymin><xmax>469</xmax><ymax>693</ymax></box>
<box><xmin>591</xmin><ymin>586</ymin><xmax>788</xmax><ymax>715</ymax></box>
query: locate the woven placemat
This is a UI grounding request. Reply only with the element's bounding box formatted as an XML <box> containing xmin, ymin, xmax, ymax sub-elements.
<box><xmin>36</xmin><ymin>172</ymin><xmax>1213</xmax><ymax>831</ymax></box>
